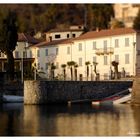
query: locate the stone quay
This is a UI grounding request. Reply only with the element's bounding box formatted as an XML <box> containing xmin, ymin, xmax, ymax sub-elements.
<box><xmin>24</xmin><ymin>80</ymin><xmax>133</xmax><ymax>105</ymax></box>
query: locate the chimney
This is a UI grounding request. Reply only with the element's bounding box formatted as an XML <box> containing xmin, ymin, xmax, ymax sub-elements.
<box><xmin>96</xmin><ymin>27</ymin><xmax>100</xmax><ymax>32</ymax></box>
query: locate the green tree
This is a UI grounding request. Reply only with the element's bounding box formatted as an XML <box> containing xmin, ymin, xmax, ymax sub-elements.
<box><xmin>85</xmin><ymin>61</ymin><xmax>90</xmax><ymax>81</ymax></box>
<box><xmin>0</xmin><ymin>10</ymin><xmax>18</xmax><ymax>81</ymax></box>
<box><xmin>74</xmin><ymin>63</ymin><xmax>78</xmax><ymax>81</ymax></box>
<box><xmin>50</xmin><ymin>63</ymin><xmax>56</xmax><ymax>80</ymax></box>
<box><xmin>88</xmin><ymin>4</ymin><xmax>114</xmax><ymax>30</ymax></box>
<box><xmin>112</xmin><ymin>61</ymin><xmax>119</xmax><ymax>79</ymax></box>
<box><xmin>109</xmin><ymin>19</ymin><xmax>125</xmax><ymax>29</ymax></box>
<box><xmin>67</xmin><ymin>61</ymin><xmax>75</xmax><ymax>81</ymax></box>
<box><xmin>133</xmin><ymin>9</ymin><xmax>140</xmax><ymax>30</ymax></box>
<box><xmin>61</xmin><ymin>64</ymin><xmax>67</xmax><ymax>80</ymax></box>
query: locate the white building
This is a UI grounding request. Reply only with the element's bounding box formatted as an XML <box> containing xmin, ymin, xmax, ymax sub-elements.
<box><xmin>113</xmin><ymin>4</ymin><xmax>140</xmax><ymax>27</ymax></box>
<box><xmin>45</xmin><ymin>25</ymin><xmax>84</xmax><ymax>42</ymax></box>
<box><xmin>1</xmin><ymin>28</ymin><xmax>140</xmax><ymax>81</ymax></box>
<box><xmin>31</xmin><ymin>28</ymin><xmax>140</xmax><ymax>80</ymax></box>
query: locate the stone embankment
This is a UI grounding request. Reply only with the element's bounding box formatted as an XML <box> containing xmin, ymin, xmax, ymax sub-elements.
<box><xmin>24</xmin><ymin>80</ymin><xmax>133</xmax><ymax>105</ymax></box>
<box><xmin>131</xmin><ymin>77</ymin><xmax>140</xmax><ymax>105</ymax></box>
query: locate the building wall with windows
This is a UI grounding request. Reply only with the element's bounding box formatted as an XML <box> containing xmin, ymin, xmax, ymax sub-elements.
<box><xmin>31</xmin><ymin>28</ymin><xmax>140</xmax><ymax>80</ymax></box>
<box><xmin>113</xmin><ymin>4</ymin><xmax>140</xmax><ymax>27</ymax></box>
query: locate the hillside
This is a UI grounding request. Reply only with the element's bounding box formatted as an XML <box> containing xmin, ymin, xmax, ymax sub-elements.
<box><xmin>0</xmin><ymin>4</ymin><xmax>114</xmax><ymax>35</ymax></box>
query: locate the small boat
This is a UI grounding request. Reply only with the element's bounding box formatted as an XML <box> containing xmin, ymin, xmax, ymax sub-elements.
<box><xmin>2</xmin><ymin>95</ymin><xmax>23</xmax><ymax>103</ymax></box>
<box><xmin>92</xmin><ymin>88</ymin><xmax>132</xmax><ymax>105</ymax></box>
<box><xmin>68</xmin><ymin>88</ymin><xmax>132</xmax><ymax>105</ymax></box>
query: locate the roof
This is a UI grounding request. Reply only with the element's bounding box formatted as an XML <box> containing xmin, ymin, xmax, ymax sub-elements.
<box><xmin>18</xmin><ymin>33</ymin><xmax>40</xmax><ymax>44</ymax></box>
<box><xmin>74</xmin><ymin>28</ymin><xmax>140</xmax><ymax>41</ymax></box>
<box><xmin>46</xmin><ymin>28</ymin><xmax>83</xmax><ymax>33</ymax></box>
<box><xmin>31</xmin><ymin>39</ymin><xmax>73</xmax><ymax>48</ymax></box>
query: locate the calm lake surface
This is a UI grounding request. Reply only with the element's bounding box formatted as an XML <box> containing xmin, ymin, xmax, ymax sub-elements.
<box><xmin>0</xmin><ymin>103</ymin><xmax>140</xmax><ymax>136</ymax></box>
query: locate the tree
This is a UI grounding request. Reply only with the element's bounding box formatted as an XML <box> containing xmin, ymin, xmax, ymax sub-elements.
<box><xmin>85</xmin><ymin>61</ymin><xmax>90</xmax><ymax>81</ymax></box>
<box><xmin>112</xmin><ymin>61</ymin><xmax>119</xmax><ymax>79</ymax></box>
<box><xmin>93</xmin><ymin>62</ymin><xmax>98</xmax><ymax>80</ymax></box>
<box><xmin>74</xmin><ymin>63</ymin><xmax>78</xmax><ymax>81</ymax></box>
<box><xmin>61</xmin><ymin>64</ymin><xmax>67</xmax><ymax>80</ymax></box>
<box><xmin>67</xmin><ymin>61</ymin><xmax>75</xmax><ymax>81</ymax></box>
<box><xmin>133</xmin><ymin>9</ymin><xmax>140</xmax><ymax>30</ymax></box>
<box><xmin>109</xmin><ymin>19</ymin><xmax>125</xmax><ymax>29</ymax></box>
<box><xmin>50</xmin><ymin>63</ymin><xmax>56</xmax><ymax>80</ymax></box>
<box><xmin>0</xmin><ymin>10</ymin><xmax>18</xmax><ymax>81</ymax></box>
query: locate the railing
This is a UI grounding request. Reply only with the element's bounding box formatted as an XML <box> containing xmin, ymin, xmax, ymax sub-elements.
<box><xmin>95</xmin><ymin>47</ymin><xmax>114</xmax><ymax>55</ymax></box>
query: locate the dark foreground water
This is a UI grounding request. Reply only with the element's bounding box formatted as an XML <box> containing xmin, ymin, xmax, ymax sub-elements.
<box><xmin>0</xmin><ymin>103</ymin><xmax>140</xmax><ymax>136</ymax></box>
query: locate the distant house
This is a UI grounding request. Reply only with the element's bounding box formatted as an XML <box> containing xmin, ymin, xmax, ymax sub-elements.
<box><xmin>0</xmin><ymin>33</ymin><xmax>40</xmax><ymax>80</ymax></box>
<box><xmin>113</xmin><ymin>4</ymin><xmax>140</xmax><ymax>27</ymax></box>
<box><xmin>45</xmin><ymin>25</ymin><xmax>84</xmax><ymax>42</ymax></box>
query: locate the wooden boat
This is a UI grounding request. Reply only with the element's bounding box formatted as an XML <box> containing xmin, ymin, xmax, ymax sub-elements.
<box><xmin>68</xmin><ymin>88</ymin><xmax>132</xmax><ymax>105</ymax></box>
<box><xmin>2</xmin><ymin>95</ymin><xmax>23</xmax><ymax>103</ymax></box>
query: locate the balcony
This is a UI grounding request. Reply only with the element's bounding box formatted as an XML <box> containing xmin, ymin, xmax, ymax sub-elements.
<box><xmin>95</xmin><ymin>47</ymin><xmax>114</xmax><ymax>55</ymax></box>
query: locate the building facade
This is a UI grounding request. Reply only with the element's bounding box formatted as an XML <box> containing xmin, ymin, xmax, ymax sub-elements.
<box><xmin>113</xmin><ymin>4</ymin><xmax>140</xmax><ymax>27</ymax></box>
<box><xmin>1</xmin><ymin>28</ymin><xmax>140</xmax><ymax>81</ymax></box>
<box><xmin>31</xmin><ymin>28</ymin><xmax>140</xmax><ymax>80</ymax></box>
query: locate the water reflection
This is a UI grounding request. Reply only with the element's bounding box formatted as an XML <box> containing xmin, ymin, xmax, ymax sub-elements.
<box><xmin>0</xmin><ymin>103</ymin><xmax>140</xmax><ymax>136</ymax></box>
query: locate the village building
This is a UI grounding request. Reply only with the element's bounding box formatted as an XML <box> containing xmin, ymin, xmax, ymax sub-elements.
<box><xmin>113</xmin><ymin>4</ymin><xmax>140</xmax><ymax>27</ymax></box>
<box><xmin>0</xmin><ymin>33</ymin><xmax>40</xmax><ymax>80</ymax></box>
<box><xmin>45</xmin><ymin>25</ymin><xmax>84</xmax><ymax>42</ymax></box>
<box><xmin>31</xmin><ymin>28</ymin><xmax>140</xmax><ymax>80</ymax></box>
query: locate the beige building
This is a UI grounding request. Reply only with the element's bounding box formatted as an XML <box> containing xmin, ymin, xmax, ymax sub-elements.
<box><xmin>45</xmin><ymin>25</ymin><xmax>84</xmax><ymax>42</ymax></box>
<box><xmin>113</xmin><ymin>4</ymin><xmax>140</xmax><ymax>27</ymax></box>
<box><xmin>31</xmin><ymin>28</ymin><xmax>140</xmax><ymax>80</ymax></box>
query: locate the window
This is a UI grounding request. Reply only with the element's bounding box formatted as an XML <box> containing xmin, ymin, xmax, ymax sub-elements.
<box><xmin>37</xmin><ymin>50</ymin><xmax>40</xmax><ymax>57</ymax></box>
<box><xmin>125</xmin><ymin>54</ymin><xmax>130</xmax><ymax>64</ymax></box>
<box><xmin>115</xmin><ymin>55</ymin><xmax>119</xmax><ymax>62</ymax></box>
<box><xmin>56</xmin><ymin>48</ymin><xmax>59</xmax><ymax>55</ymax></box>
<box><xmin>23</xmin><ymin>51</ymin><xmax>27</xmax><ymax>58</ymax></box>
<box><xmin>67</xmin><ymin>34</ymin><xmax>69</xmax><ymax>38</ymax></box>
<box><xmin>55</xmin><ymin>34</ymin><xmax>61</xmax><ymax>39</ymax></box>
<box><xmin>93</xmin><ymin>41</ymin><xmax>96</xmax><ymax>50</ymax></box>
<box><xmin>93</xmin><ymin>56</ymin><xmax>97</xmax><ymax>62</ymax></box>
<box><xmin>67</xmin><ymin>47</ymin><xmax>70</xmax><ymax>54</ymax></box>
<box><xmin>104</xmin><ymin>56</ymin><xmax>108</xmax><ymax>65</ymax></box>
<box><xmin>79</xmin><ymin>58</ymin><xmax>82</xmax><ymax>66</ymax></box>
<box><xmin>115</xmin><ymin>39</ymin><xmax>119</xmax><ymax>48</ymax></box>
<box><xmin>103</xmin><ymin>40</ymin><xmax>107</xmax><ymax>52</ymax></box>
<box><xmin>79</xmin><ymin>43</ymin><xmax>82</xmax><ymax>51</ymax></box>
<box><xmin>37</xmin><ymin>63</ymin><xmax>40</xmax><ymax>69</ymax></box>
<box><xmin>46</xmin><ymin>49</ymin><xmax>48</xmax><ymax>56</ymax></box>
<box><xmin>104</xmin><ymin>73</ymin><xmax>108</xmax><ymax>80</ymax></box>
<box><xmin>46</xmin><ymin>63</ymin><xmax>49</xmax><ymax>70</ymax></box>
<box><xmin>104</xmin><ymin>40</ymin><xmax>107</xmax><ymax>48</ymax></box>
<box><xmin>0</xmin><ymin>52</ymin><xmax>4</xmax><ymax>57</ymax></box>
<box><xmin>56</xmin><ymin>62</ymin><xmax>59</xmax><ymax>69</ymax></box>
<box><xmin>125</xmin><ymin>38</ymin><xmax>129</xmax><ymax>47</ymax></box>
<box><xmin>72</xmin><ymin>34</ymin><xmax>76</xmax><ymax>38</ymax></box>
<box><xmin>15</xmin><ymin>51</ymin><xmax>19</xmax><ymax>58</ymax></box>
<box><xmin>30</xmin><ymin>50</ymin><xmax>32</xmax><ymax>58</ymax></box>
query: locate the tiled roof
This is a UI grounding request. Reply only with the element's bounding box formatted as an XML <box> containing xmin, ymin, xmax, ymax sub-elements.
<box><xmin>18</xmin><ymin>33</ymin><xmax>40</xmax><ymax>44</ymax></box>
<box><xmin>46</xmin><ymin>28</ymin><xmax>83</xmax><ymax>33</ymax></box>
<box><xmin>31</xmin><ymin>39</ymin><xmax>73</xmax><ymax>48</ymax></box>
<box><xmin>74</xmin><ymin>28</ymin><xmax>140</xmax><ymax>41</ymax></box>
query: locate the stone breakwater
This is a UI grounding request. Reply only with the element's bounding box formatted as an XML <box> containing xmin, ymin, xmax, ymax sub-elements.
<box><xmin>24</xmin><ymin>80</ymin><xmax>133</xmax><ymax>105</ymax></box>
<box><xmin>131</xmin><ymin>77</ymin><xmax>140</xmax><ymax>105</ymax></box>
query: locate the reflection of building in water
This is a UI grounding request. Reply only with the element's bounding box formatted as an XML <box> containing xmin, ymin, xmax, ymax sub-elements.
<box><xmin>23</xmin><ymin>106</ymin><xmax>57</xmax><ymax>136</ymax></box>
<box><xmin>131</xmin><ymin>106</ymin><xmax>140</xmax><ymax>136</ymax></box>
<box><xmin>54</xmin><ymin>105</ymin><xmax>137</xmax><ymax>136</ymax></box>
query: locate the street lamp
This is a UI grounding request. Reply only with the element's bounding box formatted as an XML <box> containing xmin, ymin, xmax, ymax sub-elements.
<box><xmin>21</xmin><ymin>41</ymin><xmax>28</xmax><ymax>83</ymax></box>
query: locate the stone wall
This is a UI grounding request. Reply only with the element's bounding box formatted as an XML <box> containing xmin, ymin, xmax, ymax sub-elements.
<box><xmin>24</xmin><ymin>80</ymin><xmax>133</xmax><ymax>104</ymax></box>
<box><xmin>131</xmin><ymin>77</ymin><xmax>140</xmax><ymax>105</ymax></box>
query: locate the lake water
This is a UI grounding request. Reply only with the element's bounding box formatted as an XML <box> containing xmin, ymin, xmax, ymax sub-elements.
<box><xmin>0</xmin><ymin>103</ymin><xmax>140</xmax><ymax>136</ymax></box>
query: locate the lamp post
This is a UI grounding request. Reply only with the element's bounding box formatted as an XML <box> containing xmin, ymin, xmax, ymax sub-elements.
<box><xmin>133</xmin><ymin>42</ymin><xmax>136</xmax><ymax>76</ymax></box>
